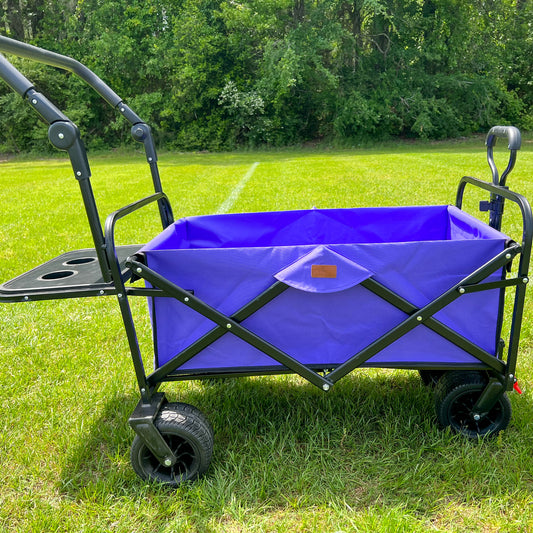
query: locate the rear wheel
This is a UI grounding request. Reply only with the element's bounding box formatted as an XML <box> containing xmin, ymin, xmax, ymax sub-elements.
<box><xmin>434</xmin><ymin>371</ymin><xmax>511</xmax><ymax>438</ymax></box>
<box><xmin>130</xmin><ymin>402</ymin><xmax>214</xmax><ymax>486</ymax></box>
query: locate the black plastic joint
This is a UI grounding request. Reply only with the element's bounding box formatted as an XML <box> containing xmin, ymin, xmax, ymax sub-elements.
<box><xmin>128</xmin><ymin>392</ymin><xmax>177</xmax><ymax>467</ymax></box>
<box><xmin>48</xmin><ymin>121</ymin><xmax>78</xmax><ymax>150</ymax></box>
<box><xmin>131</xmin><ymin>123</ymin><xmax>157</xmax><ymax>164</ymax></box>
<box><xmin>131</xmin><ymin>123</ymin><xmax>150</xmax><ymax>142</ymax></box>
<box><xmin>480</xmin><ymin>194</ymin><xmax>506</xmax><ymax>215</ymax></box>
<box><xmin>48</xmin><ymin>121</ymin><xmax>91</xmax><ymax>180</ymax></box>
<box><xmin>471</xmin><ymin>377</ymin><xmax>504</xmax><ymax>418</ymax></box>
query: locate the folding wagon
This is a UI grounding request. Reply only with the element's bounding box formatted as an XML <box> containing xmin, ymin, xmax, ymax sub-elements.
<box><xmin>0</xmin><ymin>36</ymin><xmax>531</xmax><ymax>487</ymax></box>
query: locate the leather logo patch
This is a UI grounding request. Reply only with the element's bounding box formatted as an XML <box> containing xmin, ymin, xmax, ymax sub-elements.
<box><xmin>311</xmin><ymin>264</ymin><xmax>337</xmax><ymax>278</ymax></box>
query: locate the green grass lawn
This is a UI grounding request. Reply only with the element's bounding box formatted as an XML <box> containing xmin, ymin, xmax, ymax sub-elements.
<box><xmin>1</xmin><ymin>136</ymin><xmax>533</xmax><ymax>532</ymax></box>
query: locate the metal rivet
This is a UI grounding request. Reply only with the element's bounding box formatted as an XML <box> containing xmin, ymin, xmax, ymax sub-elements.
<box><xmin>459</xmin><ymin>287</ymin><xmax>465</xmax><ymax>294</ymax></box>
<box><xmin>148</xmin><ymin>157</ymin><xmax>153</xmax><ymax>162</ymax></box>
<box><xmin>31</xmin><ymin>98</ymin><xmax>38</xmax><ymax>104</ymax></box>
<box><xmin>164</xmin><ymin>459</ymin><xmax>172</xmax><ymax>467</ymax></box>
<box><xmin>416</xmin><ymin>315</ymin><xmax>423</xmax><ymax>322</ymax></box>
<box><xmin>506</xmin><ymin>253</ymin><xmax>512</xmax><ymax>259</ymax></box>
<box><xmin>23</xmin><ymin>296</ymin><xmax>29</xmax><ymax>301</ymax></box>
<box><xmin>184</xmin><ymin>297</ymin><xmax>189</xmax><ymax>302</ymax></box>
<box><xmin>58</xmin><ymin>133</ymin><xmax>64</xmax><ymax>139</ymax></box>
<box><xmin>76</xmin><ymin>171</ymin><xmax>82</xmax><ymax>176</ymax></box>
<box><xmin>323</xmin><ymin>384</ymin><xmax>330</xmax><ymax>391</ymax></box>
<box><xmin>99</xmin><ymin>290</ymin><xmax>105</xmax><ymax>295</ymax></box>
<box><xmin>473</xmin><ymin>414</ymin><xmax>481</xmax><ymax>421</ymax></box>
<box><xmin>523</xmin><ymin>278</ymin><xmax>529</xmax><ymax>284</ymax></box>
<box><xmin>120</xmin><ymin>107</ymin><xmax>125</xmax><ymax>112</ymax></box>
<box><xmin>136</xmin><ymin>267</ymin><xmax>142</xmax><ymax>274</ymax></box>
<box><xmin>226</xmin><ymin>323</ymin><xmax>232</xmax><ymax>329</ymax></box>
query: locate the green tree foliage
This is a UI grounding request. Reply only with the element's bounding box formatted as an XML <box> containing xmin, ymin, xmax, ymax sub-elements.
<box><xmin>0</xmin><ymin>0</ymin><xmax>531</xmax><ymax>151</ymax></box>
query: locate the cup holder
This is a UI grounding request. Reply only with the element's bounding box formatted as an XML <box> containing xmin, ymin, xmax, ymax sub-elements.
<box><xmin>39</xmin><ymin>270</ymin><xmax>77</xmax><ymax>281</ymax></box>
<box><xmin>63</xmin><ymin>257</ymin><xmax>97</xmax><ymax>266</ymax></box>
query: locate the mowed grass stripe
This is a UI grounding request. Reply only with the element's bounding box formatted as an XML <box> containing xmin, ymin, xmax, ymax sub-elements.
<box><xmin>216</xmin><ymin>162</ymin><xmax>259</xmax><ymax>214</ymax></box>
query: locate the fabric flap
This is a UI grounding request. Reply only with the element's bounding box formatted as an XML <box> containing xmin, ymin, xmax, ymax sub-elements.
<box><xmin>274</xmin><ymin>245</ymin><xmax>373</xmax><ymax>293</ymax></box>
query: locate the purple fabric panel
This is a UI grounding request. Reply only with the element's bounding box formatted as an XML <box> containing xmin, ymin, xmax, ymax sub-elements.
<box><xmin>146</xmin><ymin>241</ymin><xmax>504</xmax><ymax>370</ymax></box>
<box><xmin>447</xmin><ymin>206</ymin><xmax>510</xmax><ymax>241</ymax></box>
<box><xmin>140</xmin><ymin>206</ymin><xmax>505</xmax><ymax>253</ymax></box>
<box><xmin>274</xmin><ymin>245</ymin><xmax>373</xmax><ymax>293</ymax></box>
<box><xmin>140</xmin><ymin>206</ymin><xmax>508</xmax><ymax>371</ymax></box>
<box><xmin>177</xmin><ymin>286</ymin><xmax>483</xmax><ymax>370</ymax></box>
<box><xmin>142</xmin><ymin>206</ymin><xmax>453</xmax><ymax>250</ymax></box>
<box><xmin>179</xmin><ymin>285</ymin><xmax>405</xmax><ymax>369</ymax></box>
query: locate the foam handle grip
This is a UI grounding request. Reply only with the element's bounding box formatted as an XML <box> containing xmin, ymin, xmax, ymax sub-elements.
<box><xmin>486</xmin><ymin>126</ymin><xmax>521</xmax><ymax>151</ymax></box>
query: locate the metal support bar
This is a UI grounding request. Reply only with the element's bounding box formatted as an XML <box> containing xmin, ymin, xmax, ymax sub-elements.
<box><xmin>46</xmin><ymin>120</ymin><xmax>111</xmax><ymax>281</ymax></box>
<box><xmin>26</xmin><ymin>88</ymin><xmax>69</xmax><ymax>123</ymax></box>
<box><xmin>128</xmin><ymin>259</ymin><xmax>332</xmax><ymax>391</ymax></box>
<box><xmin>104</xmin><ymin>192</ymin><xmax>171</xmax><ymax>252</ymax></box>
<box><xmin>131</xmin><ymin>123</ymin><xmax>174</xmax><ymax>228</ymax></box>
<box><xmin>116</xmin><ymin>287</ymin><xmax>150</xmax><ymax>398</ymax></box>
<box><xmin>77</xmin><ymin>179</ymin><xmax>112</xmax><ymax>282</ymax></box>
<box><xmin>103</xmin><ymin>196</ymin><xmax>173</xmax><ymax>399</ymax></box>
<box><xmin>505</xmin><ymin>282</ymin><xmax>528</xmax><ymax>381</ymax></box>
<box><xmin>456</xmin><ymin>177</ymin><xmax>533</xmax><ymax>271</ymax></box>
<box><xmin>327</xmin><ymin>246</ymin><xmax>517</xmax><ymax>383</ymax></box>
<box><xmin>359</xmin><ymin>277</ymin><xmax>507</xmax><ymax>374</ymax></box>
<box><xmin>457</xmin><ymin>175</ymin><xmax>533</xmax><ymax>387</ymax></box>
<box><xmin>458</xmin><ymin>277</ymin><xmax>525</xmax><ymax>294</ymax></box>
<box><xmin>0</xmin><ymin>52</ymin><xmax>34</xmax><ymax>96</ymax></box>
<box><xmin>126</xmin><ymin>288</ymin><xmax>175</xmax><ymax>297</ymax></box>
<box><xmin>147</xmin><ymin>281</ymin><xmax>289</xmax><ymax>385</ymax></box>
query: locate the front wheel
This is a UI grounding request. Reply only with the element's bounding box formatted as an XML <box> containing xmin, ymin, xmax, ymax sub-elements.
<box><xmin>434</xmin><ymin>371</ymin><xmax>511</xmax><ymax>438</ymax></box>
<box><xmin>130</xmin><ymin>402</ymin><xmax>214</xmax><ymax>486</ymax></box>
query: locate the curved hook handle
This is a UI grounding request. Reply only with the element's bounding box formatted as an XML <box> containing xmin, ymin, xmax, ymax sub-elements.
<box><xmin>485</xmin><ymin>126</ymin><xmax>521</xmax><ymax>186</ymax></box>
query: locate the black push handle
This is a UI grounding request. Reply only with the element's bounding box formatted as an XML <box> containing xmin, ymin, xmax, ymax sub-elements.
<box><xmin>0</xmin><ymin>35</ymin><xmax>142</xmax><ymax>124</ymax></box>
<box><xmin>0</xmin><ymin>35</ymin><xmax>173</xmax><ymax>227</ymax></box>
<box><xmin>486</xmin><ymin>125</ymin><xmax>522</xmax><ymax>151</ymax></box>
<box><xmin>485</xmin><ymin>125</ymin><xmax>521</xmax><ymax>187</ymax></box>
<box><xmin>0</xmin><ymin>51</ymin><xmax>33</xmax><ymax>96</ymax></box>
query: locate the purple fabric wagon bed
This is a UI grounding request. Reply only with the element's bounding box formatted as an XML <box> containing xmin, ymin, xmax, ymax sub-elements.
<box><xmin>140</xmin><ymin>205</ymin><xmax>508</xmax><ymax>374</ymax></box>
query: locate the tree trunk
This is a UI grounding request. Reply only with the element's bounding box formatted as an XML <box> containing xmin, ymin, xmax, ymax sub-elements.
<box><xmin>5</xmin><ymin>0</ymin><xmax>25</xmax><ymax>40</ymax></box>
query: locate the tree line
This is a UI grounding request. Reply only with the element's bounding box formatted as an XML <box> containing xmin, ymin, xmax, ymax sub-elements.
<box><xmin>0</xmin><ymin>0</ymin><xmax>531</xmax><ymax>152</ymax></box>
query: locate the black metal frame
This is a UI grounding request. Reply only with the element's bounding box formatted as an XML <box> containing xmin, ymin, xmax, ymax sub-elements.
<box><xmin>0</xmin><ymin>37</ymin><xmax>531</xmax><ymax>466</ymax></box>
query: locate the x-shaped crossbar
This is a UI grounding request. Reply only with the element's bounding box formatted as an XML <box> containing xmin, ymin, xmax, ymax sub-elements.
<box><xmin>128</xmin><ymin>243</ymin><xmax>520</xmax><ymax>392</ymax></box>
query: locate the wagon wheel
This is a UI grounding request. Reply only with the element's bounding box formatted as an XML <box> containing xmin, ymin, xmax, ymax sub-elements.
<box><xmin>418</xmin><ymin>369</ymin><xmax>445</xmax><ymax>388</ymax></box>
<box><xmin>130</xmin><ymin>402</ymin><xmax>214</xmax><ymax>486</ymax></box>
<box><xmin>434</xmin><ymin>371</ymin><xmax>511</xmax><ymax>438</ymax></box>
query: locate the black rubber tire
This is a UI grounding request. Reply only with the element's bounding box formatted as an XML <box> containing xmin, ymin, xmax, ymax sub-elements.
<box><xmin>419</xmin><ymin>369</ymin><xmax>445</xmax><ymax>388</ymax></box>
<box><xmin>130</xmin><ymin>402</ymin><xmax>214</xmax><ymax>486</ymax></box>
<box><xmin>434</xmin><ymin>371</ymin><xmax>511</xmax><ymax>438</ymax></box>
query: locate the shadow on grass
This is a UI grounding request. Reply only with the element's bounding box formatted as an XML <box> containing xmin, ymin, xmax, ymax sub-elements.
<box><xmin>58</xmin><ymin>391</ymin><xmax>140</xmax><ymax>497</ymax></box>
<box><xmin>59</xmin><ymin>370</ymin><xmax>533</xmax><ymax>521</ymax></box>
